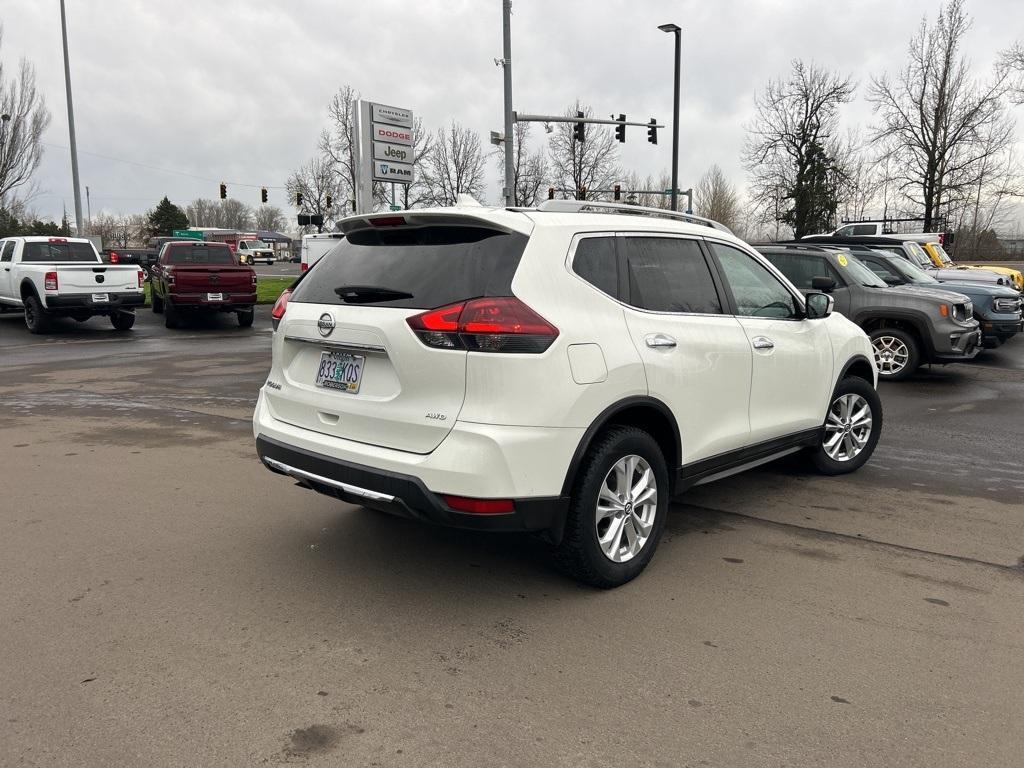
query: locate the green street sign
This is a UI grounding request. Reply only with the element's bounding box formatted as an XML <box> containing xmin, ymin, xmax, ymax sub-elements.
<box><xmin>172</xmin><ymin>229</ymin><xmax>204</xmax><ymax>240</ymax></box>
<box><xmin>389</xmin><ymin>205</ymin><xmax>402</xmax><ymax>211</ymax></box>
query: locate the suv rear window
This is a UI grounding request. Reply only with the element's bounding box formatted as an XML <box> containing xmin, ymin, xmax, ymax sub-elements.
<box><xmin>22</xmin><ymin>241</ymin><xmax>97</xmax><ymax>262</ymax></box>
<box><xmin>164</xmin><ymin>245</ymin><xmax>234</xmax><ymax>265</ymax></box>
<box><xmin>291</xmin><ymin>225</ymin><xmax>528</xmax><ymax>309</ymax></box>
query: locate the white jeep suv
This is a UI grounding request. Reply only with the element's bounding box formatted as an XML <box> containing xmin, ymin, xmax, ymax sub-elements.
<box><xmin>254</xmin><ymin>200</ymin><xmax>881</xmax><ymax>587</ymax></box>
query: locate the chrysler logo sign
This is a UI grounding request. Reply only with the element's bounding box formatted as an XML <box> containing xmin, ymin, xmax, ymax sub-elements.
<box><xmin>317</xmin><ymin>313</ymin><xmax>335</xmax><ymax>337</ymax></box>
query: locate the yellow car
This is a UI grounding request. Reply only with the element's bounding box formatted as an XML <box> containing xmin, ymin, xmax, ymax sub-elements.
<box><xmin>922</xmin><ymin>242</ymin><xmax>1024</xmax><ymax>292</ymax></box>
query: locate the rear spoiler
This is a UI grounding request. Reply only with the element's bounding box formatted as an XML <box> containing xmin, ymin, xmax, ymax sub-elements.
<box><xmin>338</xmin><ymin>209</ymin><xmax>531</xmax><ymax>237</ymax></box>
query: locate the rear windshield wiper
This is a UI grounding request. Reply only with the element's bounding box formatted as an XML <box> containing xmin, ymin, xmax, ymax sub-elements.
<box><xmin>334</xmin><ymin>285</ymin><xmax>414</xmax><ymax>303</ymax></box>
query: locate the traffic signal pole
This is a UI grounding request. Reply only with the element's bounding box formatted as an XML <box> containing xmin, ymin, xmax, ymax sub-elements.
<box><xmin>59</xmin><ymin>0</ymin><xmax>84</xmax><ymax>235</ymax></box>
<box><xmin>501</xmin><ymin>0</ymin><xmax>515</xmax><ymax>207</ymax></box>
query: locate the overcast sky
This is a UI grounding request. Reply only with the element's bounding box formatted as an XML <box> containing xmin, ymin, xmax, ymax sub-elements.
<box><xmin>4</xmin><ymin>0</ymin><xmax>1021</xmax><ymax>226</ymax></box>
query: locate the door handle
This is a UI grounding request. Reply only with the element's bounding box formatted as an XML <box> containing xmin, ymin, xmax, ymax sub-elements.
<box><xmin>752</xmin><ymin>336</ymin><xmax>775</xmax><ymax>350</ymax></box>
<box><xmin>645</xmin><ymin>333</ymin><xmax>677</xmax><ymax>349</ymax></box>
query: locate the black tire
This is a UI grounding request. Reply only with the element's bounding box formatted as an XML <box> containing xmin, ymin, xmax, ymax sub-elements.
<box><xmin>151</xmin><ymin>289</ymin><xmax>164</xmax><ymax>314</ymax></box>
<box><xmin>553</xmin><ymin>426</ymin><xmax>670</xmax><ymax>588</ymax></box>
<box><xmin>110</xmin><ymin>311</ymin><xmax>135</xmax><ymax>331</ymax></box>
<box><xmin>164</xmin><ymin>300</ymin><xmax>180</xmax><ymax>329</ymax></box>
<box><xmin>811</xmin><ymin>376</ymin><xmax>883</xmax><ymax>475</ymax></box>
<box><xmin>868</xmin><ymin>328</ymin><xmax>920</xmax><ymax>381</ymax></box>
<box><xmin>237</xmin><ymin>307</ymin><xmax>255</xmax><ymax>327</ymax></box>
<box><xmin>24</xmin><ymin>294</ymin><xmax>50</xmax><ymax>334</ymax></box>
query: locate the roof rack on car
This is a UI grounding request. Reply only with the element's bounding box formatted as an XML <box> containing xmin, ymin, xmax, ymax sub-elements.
<box><xmin>534</xmin><ymin>199</ymin><xmax>733</xmax><ymax>234</ymax></box>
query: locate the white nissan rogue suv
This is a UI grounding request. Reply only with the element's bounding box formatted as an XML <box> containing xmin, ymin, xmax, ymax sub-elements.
<box><xmin>254</xmin><ymin>200</ymin><xmax>881</xmax><ymax>587</ymax></box>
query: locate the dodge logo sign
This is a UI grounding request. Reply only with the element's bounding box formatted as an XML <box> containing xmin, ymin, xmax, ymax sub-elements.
<box><xmin>317</xmin><ymin>313</ymin><xmax>335</xmax><ymax>337</ymax></box>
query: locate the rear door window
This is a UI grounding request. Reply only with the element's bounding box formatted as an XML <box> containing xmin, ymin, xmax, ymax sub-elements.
<box><xmin>290</xmin><ymin>225</ymin><xmax>528</xmax><ymax>309</ymax></box>
<box><xmin>1</xmin><ymin>241</ymin><xmax>14</xmax><ymax>262</ymax></box>
<box><xmin>621</xmin><ymin>236</ymin><xmax>722</xmax><ymax>314</ymax></box>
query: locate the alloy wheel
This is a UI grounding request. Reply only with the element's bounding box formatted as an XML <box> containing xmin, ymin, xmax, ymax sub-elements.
<box><xmin>595</xmin><ymin>454</ymin><xmax>658</xmax><ymax>563</ymax></box>
<box><xmin>823</xmin><ymin>393</ymin><xmax>873</xmax><ymax>462</ymax></box>
<box><xmin>872</xmin><ymin>335</ymin><xmax>909</xmax><ymax>376</ymax></box>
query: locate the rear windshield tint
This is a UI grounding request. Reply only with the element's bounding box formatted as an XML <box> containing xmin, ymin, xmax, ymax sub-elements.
<box><xmin>22</xmin><ymin>242</ymin><xmax>98</xmax><ymax>262</ymax></box>
<box><xmin>165</xmin><ymin>245</ymin><xmax>235</xmax><ymax>265</ymax></box>
<box><xmin>291</xmin><ymin>225</ymin><xmax>528</xmax><ymax>309</ymax></box>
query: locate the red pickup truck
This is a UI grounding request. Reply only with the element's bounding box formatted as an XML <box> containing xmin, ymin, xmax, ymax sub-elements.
<box><xmin>149</xmin><ymin>241</ymin><xmax>257</xmax><ymax>328</ymax></box>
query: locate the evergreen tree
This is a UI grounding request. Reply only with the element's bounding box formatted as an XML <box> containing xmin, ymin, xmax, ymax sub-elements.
<box><xmin>145</xmin><ymin>196</ymin><xmax>189</xmax><ymax>237</ymax></box>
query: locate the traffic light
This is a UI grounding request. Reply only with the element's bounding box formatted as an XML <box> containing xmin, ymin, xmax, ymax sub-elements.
<box><xmin>260</xmin><ymin>187</ymin><xmax>268</xmax><ymax>204</ymax></box>
<box><xmin>613</xmin><ymin>184</ymin><xmax>621</xmax><ymax>201</ymax></box>
<box><xmin>647</xmin><ymin>118</ymin><xmax>658</xmax><ymax>145</ymax></box>
<box><xmin>219</xmin><ymin>182</ymin><xmax>227</xmax><ymax>199</ymax></box>
<box><xmin>573</xmin><ymin>111</ymin><xmax>585</xmax><ymax>143</ymax></box>
<box><xmin>295</xmin><ymin>191</ymin><xmax>303</xmax><ymax>207</ymax></box>
<box><xmin>326</xmin><ymin>194</ymin><xmax>333</xmax><ymax>209</ymax></box>
<box><xmin>548</xmin><ymin>187</ymin><xmax>555</xmax><ymax>200</ymax></box>
<box><xmin>615</xmin><ymin>114</ymin><xmax>626</xmax><ymax>143</ymax></box>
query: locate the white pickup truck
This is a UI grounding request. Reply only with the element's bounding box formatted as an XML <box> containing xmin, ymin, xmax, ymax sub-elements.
<box><xmin>0</xmin><ymin>236</ymin><xmax>146</xmax><ymax>333</ymax></box>
<box><xmin>235</xmin><ymin>239</ymin><xmax>275</xmax><ymax>265</ymax></box>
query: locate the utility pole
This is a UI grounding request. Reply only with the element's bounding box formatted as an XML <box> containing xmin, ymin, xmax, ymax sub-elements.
<box><xmin>60</xmin><ymin>0</ymin><xmax>84</xmax><ymax>235</ymax></box>
<box><xmin>501</xmin><ymin>0</ymin><xmax>514</xmax><ymax>207</ymax></box>
<box><xmin>85</xmin><ymin>185</ymin><xmax>91</xmax><ymax>231</ymax></box>
<box><xmin>659</xmin><ymin>23</ymin><xmax>682</xmax><ymax>212</ymax></box>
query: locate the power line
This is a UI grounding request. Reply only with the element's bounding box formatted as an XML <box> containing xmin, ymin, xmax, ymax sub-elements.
<box><xmin>41</xmin><ymin>142</ymin><xmax>287</xmax><ymax>189</ymax></box>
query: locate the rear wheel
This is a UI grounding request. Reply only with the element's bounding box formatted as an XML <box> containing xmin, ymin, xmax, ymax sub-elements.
<box><xmin>237</xmin><ymin>307</ymin><xmax>254</xmax><ymax>327</ymax></box>
<box><xmin>110</xmin><ymin>311</ymin><xmax>135</xmax><ymax>331</ymax></box>
<box><xmin>24</xmin><ymin>294</ymin><xmax>50</xmax><ymax>334</ymax></box>
<box><xmin>869</xmin><ymin>328</ymin><xmax>920</xmax><ymax>381</ymax></box>
<box><xmin>151</xmin><ymin>289</ymin><xmax>163</xmax><ymax>314</ymax></box>
<box><xmin>811</xmin><ymin>376</ymin><xmax>883</xmax><ymax>475</ymax></box>
<box><xmin>553</xmin><ymin>426</ymin><xmax>669</xmax><ymax>588</ymax></box>
<box><xmin>164</xmin><ymin>300</ymin><xmax>180</xmax><ymax>329</ymax></box>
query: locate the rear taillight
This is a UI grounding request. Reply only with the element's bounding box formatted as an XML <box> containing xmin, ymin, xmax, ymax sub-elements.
<box><xmin>44</xmin><ymin>271</ymin><xmax>58</xmax><ymax>291</ymax></box>
<box><xmin>137</xmin><ymin>270</ymin><xmax>145</xmax><ymax>288</ymax></box>
<box><xmin>271</xmin><ymin>288</ymin><xmax>292</xmax><ymax>322</ymax></box>
<box><xmin>442</xmin><ymin>495</ymin><xmax>514</xmax><ymax>514</ymax></box>
<box><xmin>252</xmin><ymin>273</ymin><xmax>258</xmax><ymax>287</ymax></box>
<box><xmin>110</xmin><ymin>251</ymin><xmax>119</xmax><ymax>263</ymax></box>
<box><xmin>407</xmin><ymin>297</ymin><xmax>558</xmax><ymax>353</ymax></box>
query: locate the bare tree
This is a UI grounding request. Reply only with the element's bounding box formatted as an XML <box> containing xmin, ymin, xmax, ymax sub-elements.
<box><xmin>218</xmin><ymin>199</ymin><xmax>253</xmax><ymax>230</ymax></box>
<box><xmin>0</xmin><ymin>26</ymin><xmax>51</xmax><ymax>205</ymax></box>
<box><xmin>1001</xmin><ymin>42</ymin><xmax>1024</xmax><ymax>104</ymax></box>
<box><xmin>547</xmin><ymin>102</ymin><xmax>620</xmax><ymax>200</ymax></box>
<box><xmin>419</xmin><ymin>121</ymin><xmax>487</xmax><ymax>206</ymax></box>
<box><xmin>694</xmin><ymin>164</ymin><xmax>741</xmax><ymax>229</ymax></box>
<box><xmin>869</xmin><ymin>0</ymin><xmax>1011</xmax><ymax>230</ymax></box>
<box><xmin>318</xmin><ymin>85</ymin><xmax>359</xmax><ymax>213</ymax></box>
<box><xmin>186</xmin><ymin>198</ymin><xmax>220</xmax><ymax>227</ymax></box>
<box><xmin>254</xmin><ymin>204</ymin><xmax>285</xmax><ymax>231</ymax></box>
<box><xmin>286</xmin><ymin>155</ymin><xmax>341</xmax><ymax>232</ymax></box>
<box><xmin>743</xmin><ymin>60</ymin><xmax>855</xmax><ymax>238</ymax></box>
<box><xmin>90</xmin><ymin>212</ymin><xmax>139</xmax><ymax>249</ymax></box>
<box><xmin>402</xmin><ymin>117</ymin><xmax>434</xmax><ymax>209</ymax></box>
<box><xmin>497</xmin><ymin>123</ymin><xmax>549</xmax><ymax>207</ymax></box>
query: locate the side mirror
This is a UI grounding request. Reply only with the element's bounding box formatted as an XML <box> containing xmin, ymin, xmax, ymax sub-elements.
<box><xmin>811</xmin><ymin>276</ymin><xmax>836</xmax><ymax>293</ymax></box>
<box><xmin>805</xmin><ymin>292</ymin><xmax>834</xmax><ymax>319</ymax></box>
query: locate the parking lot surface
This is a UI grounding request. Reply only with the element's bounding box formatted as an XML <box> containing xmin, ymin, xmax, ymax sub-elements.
<box><xmin>1</xmin><ymin>308</ymin><xmax>1022</xmax><ymax>767</ymax></box>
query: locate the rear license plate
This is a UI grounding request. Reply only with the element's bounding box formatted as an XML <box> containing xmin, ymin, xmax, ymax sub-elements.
<box><xmin>315</xmin><ymin>351</ymin><xmax>364</xmax><ymax>394</ymax></box>
<box><xmin>92</xmin><ymin>293</ymin><xmax>109</xmax><ymax>302</ymax></box>
<box><xmin>207</xmin><ymin>292</ymin><xmax>223</xmax><ymax>301</ymax></box>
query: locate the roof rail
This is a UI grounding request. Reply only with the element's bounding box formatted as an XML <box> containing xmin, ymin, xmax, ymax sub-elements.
<box><xmin>534</xmin><ymin>199</ymin><xmax>733</xmax><ymax>234</ymax></box>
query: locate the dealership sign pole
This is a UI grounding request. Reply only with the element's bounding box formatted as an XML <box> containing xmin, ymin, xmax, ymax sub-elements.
<box><xmin>354</xmin><ymin>100</ymin><xmax>415</xmax><ymax>215</ymax></box>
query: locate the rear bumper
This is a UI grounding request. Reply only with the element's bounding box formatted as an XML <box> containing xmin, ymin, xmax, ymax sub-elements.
<box><xmin>256</xmin><ymin>434</ymin><xmax>567</xmax><ymax>533</ymax></box>
<box><xmin>45</xmin><ymin>292</ymin><xmax>145</xmax><ymax>312</ymax></box>
<box><xmin>168</xmin><ymin>291</ymin><xmax>257</xmax><ymax>309</ymax></box>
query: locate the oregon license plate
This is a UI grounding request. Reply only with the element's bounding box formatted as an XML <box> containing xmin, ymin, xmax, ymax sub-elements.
<box><xmin>315</xmin><ymin>351</ymin><xmax>364</xmax><ymax>394</ymax></box>
<box><xmin>92</xmin><ymin>293</ymin><xmax>109</xmax><ymax>302</ymax></box>
<box><xmin>207</xmin><ymin>292</ymin><xmax>223</xmax><ymax>301</ymax></box>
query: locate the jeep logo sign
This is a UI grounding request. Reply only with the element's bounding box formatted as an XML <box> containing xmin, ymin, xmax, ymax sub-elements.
<box><xmin>373</xmin><ymin>141</ymin><xmax>411</xmax><ymax>162</ymax></box>
<box><xmin>372</xmin><ymin>124</ymin><xmax>413</xmax><ymax>146</ymax></box>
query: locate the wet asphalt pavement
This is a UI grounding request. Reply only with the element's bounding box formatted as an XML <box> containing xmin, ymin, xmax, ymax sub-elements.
<box><xmin>1</xmin><ymin>306</ymin><xmax>1022</xmax><ymax>767</ymax></box>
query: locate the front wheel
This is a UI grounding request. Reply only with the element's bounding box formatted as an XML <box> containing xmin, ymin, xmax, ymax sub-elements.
<box><xmin>811</xmin><ymin>376</ymin><xmax>883</xmax><ymax>475</ymax></box>
<box><xmin>553</xmin><ymin>426</ymin><xmax>669</xmax><ymax>588</ymax></box>
<box><xmin>110</xmin><ymin>311</ymin><xmax>135</xmax><ymax>331</ymax></box>
<box><xmin>869</xmin><ymin>328</ymin><xmax>920</xmax><ymax>381</ymax></box>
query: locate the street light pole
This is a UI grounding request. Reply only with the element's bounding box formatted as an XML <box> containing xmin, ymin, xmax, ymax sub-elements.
<box><xmin>501</xmin><ymin>0</ymin><xmax>515</xmax><ymax>207</ymax></box>
<box><xmin>60</xmin><ymin>0</ymin><xmax>85</xmax><ymax>235</ymax></box>
<box><xmin>658</xmin><ymin>23</ymin><xmax>681</xmax><ymax>212</ymax></box>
